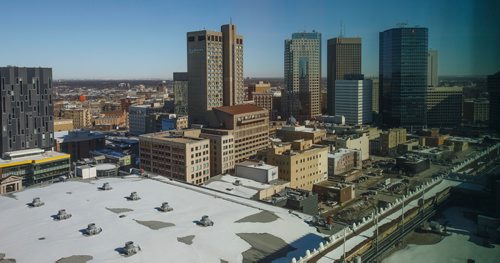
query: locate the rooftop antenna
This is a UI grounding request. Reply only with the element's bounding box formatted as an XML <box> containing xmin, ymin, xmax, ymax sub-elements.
<box><xmin>339</xmin><ymin>21</ymin><xmax>343</xmax><ymax>37</ymax></box>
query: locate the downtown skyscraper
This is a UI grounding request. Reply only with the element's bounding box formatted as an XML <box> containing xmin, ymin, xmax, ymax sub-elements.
<box><xmin>283</xmin><ymin>31</ymin><xmax>321</xmax><ymax>121</ymax></box>
<box><xmin>379</xmin><ymin>26</ymin><xmax>428</xmax><ymax>129</ymax></box>
<box><xmin>187</xmin><ymin>24</ymin><xmax>244</xmax><ymax>125</ymax></box>
<box><xmin>327</xmin><ymin>37</ymin><xmax>362</xmax><ymax>115</ymax></box>
<box><xmin>0</xmin><ymin>67</ymin><xmax>54</xmax><ymax>154</ymax></box>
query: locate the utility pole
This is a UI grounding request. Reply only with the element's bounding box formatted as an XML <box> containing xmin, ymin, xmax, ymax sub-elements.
<box><xmin>343</xmin><ymin>226</ymin><xmax>346</xmax><ymax>262</ymax></box>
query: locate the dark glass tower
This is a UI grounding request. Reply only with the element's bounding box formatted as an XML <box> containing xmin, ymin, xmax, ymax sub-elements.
<box><xmin>0</xmin><ymin>67</ymin><xmax>54</xmax><ymax>154</ymax></box>
<box><xmin>488</xmin><ymin>71</ymin><xmax>500</xmax><ymax>132</ymax></box>
<box><xmin>327</xmin><ymin>37</ymin><xmax>362</xmax><ymax>115</ymax></box>
<box><xmin>379</xmin><ymin>27</ymin><xmax>428</xmax><ymax>129</ymax></box>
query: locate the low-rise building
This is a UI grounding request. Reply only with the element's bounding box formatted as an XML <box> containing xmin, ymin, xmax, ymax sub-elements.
<box><xmin>90</xmin><ymin>149</ymin><xmax>132</xmax><ymax>169</ymax></box>
<box><xmin>0</xmin><ymin>176</ymin><xmax>23</xmax><ymax>195</ymax></box>
<box><xmin>396</xmin><ymin>154</ymin><xmax>430</xmax><ymax>174</ymax></box>
<box><xmin>76</xmin><ymin>165</ymin><xmax>97</xmax><ymax>179</ymax></box>
<box><xmin>336</xmin><ymin>133</ymin><xmax>370</xmax><ymax>160</ymax></box>
<box><xmin>277</xmin><ymin>124</ymin><xmax>326</xmax><ymax>144</ymax></box>
<box><xmin>269</xmin><ymin>187</ymin><xmax>318</xmax><ymax>215</ymax></box>
<box><xmin>204</xmin><ymin>174</ymin><xmax>289</xmax><ymax>200</ymax></box>
<box><xmin>313</xmin><ymin>181</ymin><xmax>355</xmax><ymax>204</ymax></box>
<box><xmin>53</xmin><ymin>118</ymin><xmax>74</xmax><ymax>132</ymax></box>
<box><xmin>139</xmin><ymin>130</ymin><xmax>210</xmax><ymax>185</ymax></box>
<box><xmin>372</xmin><ymin>128</ymin><xmax>407</xmax><ymax>156</ymax></box>
<box><xmin>410</xmin><ymin>147</ymin><xmax>449</xmax><ymax>162</ymax></box>
<box><xmin>257</xmin><ymin>139</ymin><xmax>328</xmax><ymax>191</ymax></box>
<box><xmin>235</xmin><ymin>160</ymin><xmax>278</xmax><ymax>183</ymax></box>
<box><xmin>328</xmin><ymin>148</ymin><xmax>362</xmax><ymax>176</ymax></box>
<box><xmin>54</xmin><ymin>130</ymin><xmax>106</xmax><ymax>161</ymax></box>
<box><xmin>62</xmin><ymin>108</ymin><xmax>91</xmax><ymax>129</ymax></box>
<box><xmin>444</xmin><ymin>137</ymin><xmax>469</xmax><ymax>152</ymax></box>
<box><xmin>0</xmin><ymin>148</ymin><xmax>70</xmax><ymax>186</ymax></box>
<box><xmin>93</xmin><ymin>110</ymin><xmax>128</xmax><ymax>130</ymax></box>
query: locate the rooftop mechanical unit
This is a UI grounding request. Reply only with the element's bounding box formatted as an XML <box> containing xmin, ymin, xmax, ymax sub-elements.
<box><xmin>199</xmin><ymin>215</ymin><xmax>214</xmax><ymax>227</ymax></box>
<box><xmin>30</xmin><ymin>197</ymin><xmax>44</xmax><ymax>207</ymax></box>
<box><xmin>159</xmin><ymin>202</ymin><xmax>173</xmax><ymax>212</ymax></box>
<box><xmin>99</xmin><ymin>182</ymin><xmax>112</xmax><ymax>191</ymax></box>
<box><xmin>84</xmin><ymin>223</ymin><xmax>102</xmax><ymax>236</ymax></box>
<box><xmin>55</xmin><ymin>209</ymin><xmax>72</xmax><ymax>220</ymax></box>
<box><xmin>127</xmin><ymin>192</ymin><xmax>140</xmax><ymax>201</ymax></box>
<box><xmin>123</xmin><ymin>241</ymin><xmax>140</xmax><ymax>256</ymax></box>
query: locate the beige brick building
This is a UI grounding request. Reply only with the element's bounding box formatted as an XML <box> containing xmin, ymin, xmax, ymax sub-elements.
<box><xmin>53</xmin><ymin>118</ymin><xmax>74</xmax><ymax>132</ymax></box>
<box><xmin>200</xmin><ymin>132</ymin><xmax>235</xmax><ymax>176</ymax></box>
<box><xmin>258</xmin><ymin>139</ymin><xmax>328</xmax><ymax>191</ymax></box>
<box><xmin>277</xmin><ymin>125</ymin><xmax>326</xmax><ymax>144</ymax></box>
<box><xmin>62</xmin><ymin>108</ymin><xmax>91</xmax><ymax>129</ymax></box>
<box><xmin>202</xmin><ymin>104</ymin><xmax>269</xmax><ymax>164</ymax></box>
<box><xmin>139</xmin><ymin>130</ymin><xmax>211</xmax><ymax>185</ymax></box>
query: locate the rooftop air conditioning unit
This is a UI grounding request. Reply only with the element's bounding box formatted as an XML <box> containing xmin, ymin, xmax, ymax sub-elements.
<box><xmin>30</xmin><ymin>197</ymin><xmax>45</xmax><ymax>207</ymax></box>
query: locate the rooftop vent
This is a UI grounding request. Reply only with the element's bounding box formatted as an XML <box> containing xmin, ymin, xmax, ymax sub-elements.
<box><xmin>199</xmin><ymin>215</ymin><xmax>214</xmax><ymax>227</ymax></box>
<box><xmin>55</xmin><ymin>209</ymin><xmax>72</xmax><ymax>220</ymax></box>
<box><xmin>123</xmin><ymin>241</ymin><xmax>141</xmax><ymax>256</ymax></box>
<box><xmin>99</xmin><ymin>182</ymin><xmax>112</xmax><ymax>191</ymax></box>
<box><xmin>30</xmin><ymin>197</ymin><xmax>44</xmax><ymax>207</ymax></box>
<box><xmin>127</xmin><ymin>192</ymin><xmax>140</xmax><ymax>201</ymax></box>
<box><xmin>159</xmin><ymin>202</ymin><xmax>173</xmax><ymax>212</ymax></box>
<box><xmin>233</xmin><ymin>180</ymin><xmax>241</xmax><ymax>186</ymax></box>
<box><xmin>84</xmin><ymin>223</ymin><xmax>102</xmax><ymax>236</ymax></box>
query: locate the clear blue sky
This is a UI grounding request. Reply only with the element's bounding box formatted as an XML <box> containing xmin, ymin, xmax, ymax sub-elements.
<box><xmin>1</xmin><ymin>0</ymin><xmax>499</xmax><ymax>79</ymax></box>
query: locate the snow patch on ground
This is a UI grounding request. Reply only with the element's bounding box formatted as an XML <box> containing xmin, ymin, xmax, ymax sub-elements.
<box><xmin>382</xmin><ymin>206</ymin><xmax>500</xmax><ymax>263</ymax></box>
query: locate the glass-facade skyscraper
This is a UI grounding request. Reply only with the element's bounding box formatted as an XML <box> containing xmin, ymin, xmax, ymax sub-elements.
<box><xmin>379</xmin><ymin>27</ymin><xmax>428</xmax><ymax>129</ymax></box>
<box><xmin>283</xmin><ymin>31</ymin><xmax>321</xmax><ymax>121</ymax></box>
<box><xmin>327</xmin><ymin>37</ymin><xmax>362</xmax><ymax>116</ymax></box>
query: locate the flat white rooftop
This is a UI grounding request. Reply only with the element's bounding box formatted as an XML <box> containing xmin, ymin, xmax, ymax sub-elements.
<box><xmin>0</xmin><ymin>150</ymin><xmax>69</xmax><ymax>166</ymax></box>
<box><xmin>236</xmin><ymin>160</ymin><xmax>277</xmax><ymax>171</ymax></box>
<box><xmin>0</xmin><ymin>175</ymin><xmax>324</xmax><ymax>263</ymax></box>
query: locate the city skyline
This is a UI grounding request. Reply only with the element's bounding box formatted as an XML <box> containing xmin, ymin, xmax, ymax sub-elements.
<box><xmin>1</xmin><ymin>0</ymin><xmax>499</xmax><ymax>79</ymax></box>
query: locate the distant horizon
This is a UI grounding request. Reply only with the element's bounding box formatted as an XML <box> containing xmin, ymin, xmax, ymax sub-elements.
<box><xmin>52</xmin><ymin>74</ymin><xmax>493</xmax><ymax>82</ymax></box>
<box><xmin>1</xmin><ymin>0</ymin><xmax>499</xmax><ymax>79</ymax></box>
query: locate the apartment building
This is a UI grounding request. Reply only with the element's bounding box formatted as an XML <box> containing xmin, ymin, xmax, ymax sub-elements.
<box><xmin>62</xmin><ymin>108</ymin><xmax>91</xmax><ymax>129</ymax></box>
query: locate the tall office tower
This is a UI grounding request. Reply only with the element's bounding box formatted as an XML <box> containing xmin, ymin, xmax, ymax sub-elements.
<box><xmin>283</xmin><ymin>31</ymin><xmax>321</xmax><ymax>121</ymax></box>
<box><xmin>0</xmin><ymin>67</ymin><xmax>54</xmax><ymax>154</ymax></box>
<box><xmin>327</xmin><ymin>37</ymin><xmax>362</xmax><ymax>115</ymax></box>
<box><xmin>426</xmin><ymin>86</ymin><xmax>463</xmax><ymax>127</ymax></box>
<box><xmin>488</xmin><ymin>71</ymin><xmax>500</xmax><ymax>131</ymax></box>
<box><xmin>428</xmin><ymin>49</ymin><xmax>438</xmax><ymax>87</ymax></box>
<box><xmin>379</xmin><ymin>26</ymin><xmax>428</xmax><ymax>129</ymax></box>
<box><xmin>187</xmin><ymin>24</ymin><xmax>244</xmax><ymax>125</ymax></box>
<box><xmin>334</xmin><ymin>79</ymin><xmax>372</xmax><ymax>125</ymax></box>
<box><xmin>370</xmin><ymin>77</ymin><xmax>380</xmax><ymax>113</ymax></box>
<box><xmin>173</xmin><ymin>72</ymin><xmax>188</xmax><ymax>115</ymax></box>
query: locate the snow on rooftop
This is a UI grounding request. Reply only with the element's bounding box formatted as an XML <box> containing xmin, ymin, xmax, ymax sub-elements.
<box><xmin>0</xmin><ymin>175</ymin><xmax>323</xmax><ymax>263</ymax></box>
<box><xmin>382</xmin><ymin>206</ymin><xmax>499</xmax><ymax>263</ymax></box>
<box><xmin>204</xmin><ymin>175</ymin><xmax>271</xmax><ymax>199</ymax></box>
